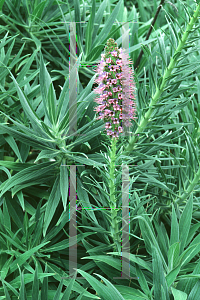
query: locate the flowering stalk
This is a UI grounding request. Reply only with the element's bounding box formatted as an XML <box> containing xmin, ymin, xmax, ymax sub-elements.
<box><xmin>93</xmin><ymin>38</ymin><xmax>137</xmax><ymax>252</ymax></box>
<box><xmin>94</xmin><ymin>38</ymin><xmax>136</xmax><ymax>138</ymax></box>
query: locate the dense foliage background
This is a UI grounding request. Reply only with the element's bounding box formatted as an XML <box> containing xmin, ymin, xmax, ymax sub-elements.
<box><xmin>0</xmin><ymin>0</ymin><xmax>200</xmax><ymax>299</ymax></box>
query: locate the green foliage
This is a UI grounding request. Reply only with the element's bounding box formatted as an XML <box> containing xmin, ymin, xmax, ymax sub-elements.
<box><xmin>0</xmin><ymin>0</ymin><xmax>200</xmax><ymax>299</ymax></box>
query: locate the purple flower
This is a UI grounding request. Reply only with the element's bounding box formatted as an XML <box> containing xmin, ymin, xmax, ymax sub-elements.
<box><xmin>93</xmin><ymin>38</ymin><xmax>137</xmax><ymax>139</ymax></box>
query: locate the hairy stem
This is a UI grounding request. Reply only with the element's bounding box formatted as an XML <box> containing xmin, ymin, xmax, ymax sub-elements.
<box><xmin>125</xmin><ymin>3</ymin><xmax>200</xmax><ymax>154</ymax></box>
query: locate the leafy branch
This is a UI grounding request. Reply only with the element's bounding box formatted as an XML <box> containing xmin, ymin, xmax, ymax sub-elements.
<box><xmin>125</xmin><ymin>2</ymin><xmax>200</xmax><ymax>154</ymax></box>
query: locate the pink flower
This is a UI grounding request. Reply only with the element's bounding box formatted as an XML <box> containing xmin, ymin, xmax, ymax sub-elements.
<box><xmin>111</xmin><ymin>51</ymin><xmax>118</xmax><ymax>57</ymax></box>
<box><xmin>116</xmin><ymin>73</ymin><xmax>122</xmax><ymax>79</ymax></box>
<box><xmin>113</xmin><ymin>118</ymin><xmax>119</xmax><ymax>124</ymax></box>
<box><xmin>111</xmin><ymin>79</ymin><xmax>117</xmax><ymax>85</ymax></box>
<box><xmin>93</xmin><ymin>38</ymin><xmax>137</xmax><ymax>139</ymax></box>
<box><xmin>113</xmin><ymin>65</ymin><xmax>120</xmax><ymax>71</ymax></box>
<box><xmin>108</xmin><ymin>111</ymin><xmax>115</xmax><ymax>117</ymax></box>
<box><xmin>113</xmin><ymin>105</ymin><xmax>120</xmax><ymax>111</ymax></box>
<box><xmin>105</xmin><ymin>122</ymin><xmax>112</xmax><ymax>129</ymax></box>
<box><xmin>112</xmin><ymin>87</ymin><xmax>118</xmax><ymax>93</ymax></box>
<box><xmin>116</xmin><ymin>59</ymin><xmax>122</xmax><ymax>65</ymax></box>
<box><xmin>108</xmin><ymin>98</ymin><xmax>115</xmax><ymax>104</ymax></box>
<box><xmin>117</xmin><ymin>86</ymin><xmax>122</xmax><ymax>92</ymax></box>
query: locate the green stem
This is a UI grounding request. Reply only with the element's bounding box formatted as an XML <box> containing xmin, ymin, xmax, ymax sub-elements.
<box><xmin>109</xmin><ymin>137</ymin><xmax>121</xmax><ymax>253</ymax></box>
<box><xmin>124</xmin><ymin>3</ymin><xmax>200</xmax><ymax>155</ymax></box>
<box><xmin>175</xmin><ymin>165</ymin><xmax>200</xmax><ymax>204</ymax></box>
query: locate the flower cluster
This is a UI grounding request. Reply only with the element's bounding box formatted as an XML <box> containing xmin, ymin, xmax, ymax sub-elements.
<box><xmin>93</xmin><ymin>38</ymin><xmax>137</xmax><ymax>139</ymax></box>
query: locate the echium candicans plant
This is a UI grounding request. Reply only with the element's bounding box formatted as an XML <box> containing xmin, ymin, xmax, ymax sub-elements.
<box><xmin>93</xmin><ymin>38</ymin><xmax>137</xmax><ymax>252</ymax></box>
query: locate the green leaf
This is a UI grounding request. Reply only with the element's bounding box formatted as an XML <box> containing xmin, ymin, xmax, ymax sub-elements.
<box><xmin>168</xmin><ymin>242</ymin><xmax>180</xmax><ymax>270</ymax></box>
<box><xmin>32</xmin><ymin>212</ymin><xmax>43</xmax><ymax>248</ymax></box>
<box><xmin>114</xmin><ymin>285</ymin><xmax>148</xmax><ymax>299</ymax></box>
<box><xmin>0</xmin><ymin>162</ymin><xmax>57</xmax><ymax>198</ymax></box>
<box><xmin>156</xmin><ymin>33</ymin><xmax>167</xmax><ymax>69</ymax></box>
<box><xmin>32</xmin><ymin>1</ymin><xmax>46</xmax><ymax>21</ymax></box>
<box><xmin>2</xmin><ymin>279</ymin><xmax>18</xmax><ymax>297</ymax></box>
<box><xmin>9</xmin><ymin>72</ymin><xmax>43</xmax><ymax>134</ymax></box>
<box><xmin>34</xmin><ymin>149</ymin><xmax>61</xmax><ymax>163</ymax></box>
<box><xmin>81</xmin><ymin>255</ymin><xmax>136</xmax><ymax>276</ymax></box>
<box><xmin>152</xmin><ymin>245</ymin><xmax>169</xmax><ymax>300</ymax></box>
<box><xmin>171</xmin><ymin>287</ymin><xmax>187</xmax><ymax>300</ymax></box>
<box><xmin>4</xmin><ymin>195</ymin><xmax>23</xmax><ymax>229</ymax></box>
<box><xmin>0</xmin><ymin>43</ymin><xmax>26</xmax><ymax>82</ymax></box>
<box><xmin>170</xmin><ymin>204</ymin><xmax>179</xmax><ymax>246</ymax></box>
<box><xmin>74</xmin><ymin>0</ymin><xmax>83</xmax><ymax>54</ymax></box>
<box><xmin>107</xmin><ymin>252</ymin><xmax>152</xmax><ymax>272</ymax></box>
<box><xmin>43</xmin><ymin>176</ymin><xmax>61</xmax><ymax>237</ymax></box>
<box><xmin>32</xmin><ymin>263</ymin><xmax>39</xmax><ymax>300</ymax></box>
<box><xmin>16</xmin><ymin>50</ymin><xmax>37</xmax><ymax>83</ymax></box>
<box><xmin>188</xmin><ymin>281</ymin><xmax>200</xmax><ymax>300</ymax></box>
<box><xmin>39</xmin><ymin>53</ymin><xmax>54</xmax><ymax>125</ymax></box>
<box><xmin>0</xmin><ymin>121</ymin><xmax>50</xmax><ymax>151</ymax></box>
<box><xmin>2</xmin><ymin>281</ymin><xmax>11</xmax><ymax>300</ymax></box>
<box><xmin>9</xmin><ymin>242</ymin><xmax>50</xmax><ymax>273</ymax></box>
<box><xmin>0</xmin><ymin>0</ymin><xmax>5</xmax><ymax>10</ymax></box>
<box><xmin>47</xmin><ymin>82</ymin><xmax>57</xmax><ymax>126</ymax></box>
<box><xmin>93</xmin><ymin>0</ymin><xmax>122</xmax><ymax>46</ymax></box>
<box><xmin>179</xmin><ymin>195</ymin><xmax>193</xmax><ymax>254</ymax></box>
<box><xmin>61</xmin><ymin>271</ymin><xmax>76</xmax><ymax>300</ymax></box>
<box><xmin>62</xmin><ymin>151</ymin><xmax>104</xmax><ymax>167</ymax></box>
<box><xmin>135</xmin><ymin>264</ymin><xmax>150</xmax><ymax>296</ymax></box>
<box><xmin>166</xmin><ymin>264</ymin><xmax>181</xmax><ymax>287</ymax></box>
<box><xmin>1</xmin><ymin>256</ymin><xmax>13</xmax><ymax>280</ymax></box>
<box><xmin>40</xmin><ymin>121</ymin><xmax>56</xmax><ymax>140</ymax></box>
<box><xmin>44</xmin><ymin>232</ymin><xmax>96</xmax><ymax>252</ymax></box>
<box><xmin>179</xmin><ymin>240</ymin><xmax>200</xmax><ymax>267</ymax></box>
<box><xmin>18</xmin><ymin>267</ymin><xmax>26</xmax><ymax>300</ymax></box>
<box><xmin>60</xmin><ymin>164</ymin><xmax>68</xmax><ymax>212</ymax></box>
<box><xmin>76</xmin><ymin>269</ymin><xmax>118</xmax><ymax>300</ymax></box>
<box><xmin>94</xmin><ymin>273</ymin><xmax>126</xmax><ymax>300</ymax></box>
<box><xmin>56</xmin><ymin>74</ymin><xmax>69</xmax><ymax>124</ymax></box>
<box><xmin>16</xmin><ymin>190</ymin><xmax>25</xmax><ymax>211</ymax></box>
<box><xmin>3</xmin><ymin>199</ymin><xmax>11</xmax><ymax>231</ymax></box>
<box><xmin>46</xmin><ymin>262</ymin><xmax>100</xmax><ymax>299</ymax></box>
<box><xmin>3</xmin><ymin>135</ymin><xmax>22</xmax><ymax>162</ymax></box>
<box><xmin>91</xmin><ymin>0</ymin><xmax>107</xmax><ymax>47</ymax></box>
<box><xmin>182</xmin><ymin>259</ymin><xmax>200</xmax><ymax>295</ymax></box>
<box><xmin>86</xmin><ymin>44</ymin><xmax>105</xmax><ymax>62</ymax></box>
<box><xmin>53</xmin><ymin>278</ymin><xmax>63</xmax><ymax>300</ymax></box>
<box><xmin>0</xmin><ymin>232</ymin><xmax>25</xmax><ymax>252</ymax></box>
<box><xmin>12</xmin><ymin>180</ymin><xmax>53</xmax><ymax>198</ymax></box>
<box><xmin>77</xmin><ymin>177</ymin><xmax>98</xmax><ymax>223</ymax></box>
<box><xmin>41</xmin><ymin>264</ymin><xmax>48</xmax><ymax>300</ymax></box>
<box><xmin>85</xmin><ymin>0</ymin><xmax>95</xmax><ymax>57</ymax></box>
<box><xmin>138</xmin><ymin>214</ymin><xmax>168</xmax><ymax>270</ymax></box>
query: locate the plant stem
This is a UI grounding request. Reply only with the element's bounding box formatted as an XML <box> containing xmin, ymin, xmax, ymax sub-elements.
<box><xmin>175</xmin><ymin>164</ymin><xmax>200</xmax><ymax>204</ymax></box>
<box><xmin>125</xmin><ymin>3</ymin><xmax>200</xmax><ymax>155</ymax></box>
<box><xmin>109</xmin><ymin>137</ymin><xmax>121</xmax><ymax>253</ymax></box>
<box><xmin>134</xmin><ymin>0</ymin><xmax>166</xmax><ymax>70</ymax></box>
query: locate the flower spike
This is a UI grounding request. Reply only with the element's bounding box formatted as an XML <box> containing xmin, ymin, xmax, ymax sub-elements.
<box><xmin>94</xmin><ymin>38</ymin><xmax>137</xmax><ymax>139</ymax></box>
